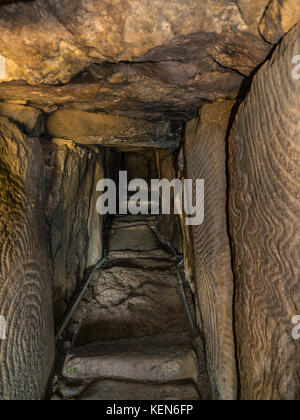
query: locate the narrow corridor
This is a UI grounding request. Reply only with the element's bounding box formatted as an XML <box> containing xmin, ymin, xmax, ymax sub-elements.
<box><xmin>53</xmin><ymin>214</ymin><xmax>209</xmax><ymax>400</ymax></box>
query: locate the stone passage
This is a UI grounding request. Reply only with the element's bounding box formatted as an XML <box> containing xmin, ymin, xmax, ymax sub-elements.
<box><xmin>1</xmin><ymin>0</ymin><xmax>299</xmax><ymax>401</ymax></box>
<box><xmin>52</xmin><ymin>214</ymin><xmax>210</xmax><ymax>400</ymax></box>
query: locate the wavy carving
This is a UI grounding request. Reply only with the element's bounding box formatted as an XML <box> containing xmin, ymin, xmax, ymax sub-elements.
<box><xmin>0</xmin><ymin>117</ymin><xmax>54</xmax><ymax>400</ymax></box>
<box><xmin>229</xmin><ymin>23</ymin><xmax>300</xmax><ymax>400</ymax></box>
<box><xmin>185</xmin><ymin>101</ymin><xmax>237</xmax><ymax>400</ymax></box>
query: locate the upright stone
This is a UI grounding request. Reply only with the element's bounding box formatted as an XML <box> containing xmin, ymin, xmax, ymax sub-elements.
<box><xmin>0</xmin><ymin>117</ymin><xmax>54</xmax><ymax>400</ymax></box>
<box><xmin>229</xmin><ymin>23</ymin><xmax>300</xmax><ymax>400</ymax></box>
<box><xmin>44</xmin><ymin>143</ymin><xmax>104</xmax><ymax>323</ymax></box>
<box><xmin>185</xmin><ymin>101</ymin><xmax>237</xmax><ymax>400</ymax></box>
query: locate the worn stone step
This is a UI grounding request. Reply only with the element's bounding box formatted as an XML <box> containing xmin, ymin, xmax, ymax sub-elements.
<box><xmin>63</xmin><ymin>333</ymin><xmax>198</xmax><ymax>383</ymax></box>
<box><xmin>68</xmin><ymin>266</ymin><xmax>192</xmax><ymax>344</ymax></box>
<box><xmin>112</xmin><ymin>215</ymin><xmax>158</xmax><ymax>223</ymax></box>
<box><xmin>107</xmin><ymin>216</ymin><xmax>177</xmax><ymax>265</ymax></box>
<box><xmin>108</xmin><ymin>221</ymin><xmax>160</xmax><ymax>253</ymax></box>
<box><xmin>108</xmin><ymin>251</ymin><xmax>177</xmax><ymax>268</ymax></box>
<box><xmin>77</xmin><ymin>379</ymin><xmax>200</xmax><ymax>400</ymax></box>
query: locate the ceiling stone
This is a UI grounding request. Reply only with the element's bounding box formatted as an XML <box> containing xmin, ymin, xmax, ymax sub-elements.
<box><xmin>46</xmin><ymin>109</ymin><xmax>178</xmax><ymax>148</ymax></box>
<box><xmin>0</xmin><ymin>0</ymin><xmax>296</xmax><ymax>120</ymax></box>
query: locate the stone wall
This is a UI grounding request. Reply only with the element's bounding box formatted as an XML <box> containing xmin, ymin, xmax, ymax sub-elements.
<box><xmin>43</xmin><ymin>142</ymin><xmax>104</xmax><ymax>324</ymax></box>
<box><xmin>229</xmin><ymin>23</ymin><xmax>300</xmax><ymax>400</ymax></box>
<box><xmin>185</xmin><ymin>102</ymin><xmax>237</xmax><ymax>400</ymax></box>
<box><xmin>0</xmin><ymin>117</ymin><xmax>54</xmax><ymax>400</ymax></box>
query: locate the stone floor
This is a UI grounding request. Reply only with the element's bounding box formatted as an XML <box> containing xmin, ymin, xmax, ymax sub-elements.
<box><xmin>52</xmin><ymin>215</ymin><xmax>210</xmax><ymax>400</ymax></box>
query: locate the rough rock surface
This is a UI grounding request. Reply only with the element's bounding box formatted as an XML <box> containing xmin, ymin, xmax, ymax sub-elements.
<box><xmin>44</xmin><ymin>142</ymin><xmax>104</xmax><ymax>323</ymax></box>
<box><xmin>70</xmin><ymin>266</ymin><xmax>192</xmax><ymax>344</ymax></box>
<box><xmin>0</xmin><ymin>0</ymin><xmax>269</xmax><ymax>84</ymax></box>
<box><xmin>259</xmin><ymin>0</ymin><xmax>300</xmax><ymax>43</ymax></box>
<box><xmin>46</xmin><ymin>109</ymin><xmax>175</xmax><ymax>148</ymax></box>
<box><xmin>0</xmin><ymin>102</ymin><xmax>41</xmax><ymax>133</ymax></box>
<box><xmin>229</xmin><ymin>23</ymin><xmax>300</xmax><ymax>400</ymax></box>
<box><xmin>0</xmin><ymin>0</ymin><xmax>276</xmax><ymax>120</ymax></box>
<box><xmin>0</xmin><ymin>117</ymin><xmax>54</xmax><ymax>400</ymax></box>
<box><xmin>185</xmin><ymin>102</ymin><xmax>237</xmax><ymax>400</ymax></box>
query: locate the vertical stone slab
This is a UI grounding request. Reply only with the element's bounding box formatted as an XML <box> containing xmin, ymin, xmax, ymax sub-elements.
<box><xmin>45</xmin><ymin>144</ymin><xmax>104</xmax><ymax>324</ymax></box>
<box><xmin>185</xmin><ymin>102</ymin><xmax>237</xmax><ymax>400</ymax></box>
<box><xmin>229</xmin><ymin>24</ymin><xmax>300</xmax><ymax>399</ymax></box>
<box><xmin>0</xmin><ymin>117</ymin><xmax>54</xmax><ymax>400</ymax></box>
<box><xmin>156</xmin><ymin>149</ymin><xmax>183</xmax><ymax>251</ymax></box>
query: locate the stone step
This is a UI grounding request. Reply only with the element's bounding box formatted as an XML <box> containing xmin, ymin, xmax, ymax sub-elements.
<box><xmin>63</xmin><ymin>332</ymin><xmax>198</xmax><ymax>384</ymax></box>
<box><xmin>68</xmin><ymin>265</ymin><xmax>193</xmax><ymax>344</ymax></box>
<box><xmin>107</xmin><ymin>216</ymin><xmax>177</xmax><ymax>265</ymax></box>
<box><xmin>108</xmin><ymin>221</ymin><xmax>160</xmax><ymax>253</ymax></box>
<box><xmin>107</xmin><ymin>250</ymin><xmax>177</xmax><ymax>268</ymax></box>
<box><xmin>77</xmin><ymin>379</ymin><xmax>200</xmax><ymax>400</ymax></box>
<box><xmin>112</xmin><ymin>214</ymin><xmax>158</xmax><ymax>223</ymax></box>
